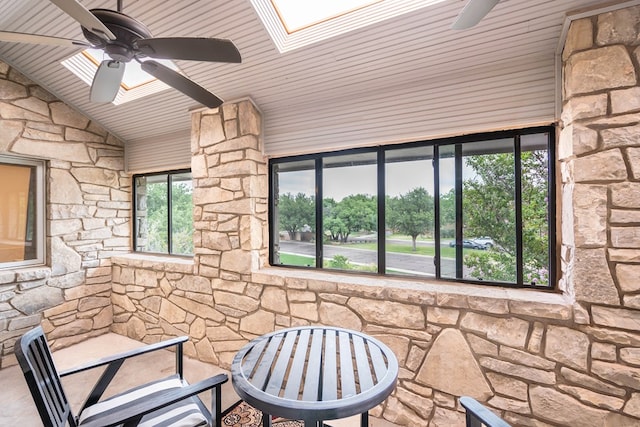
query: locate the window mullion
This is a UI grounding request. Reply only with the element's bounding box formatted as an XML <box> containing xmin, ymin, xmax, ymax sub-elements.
<box><xmin>433</xmin><ymin>145</ymin><xmax>441</xmax><ymax>279</ymax></box>
<box><xmin>167</xmin><ymin>173</ymin><xmax>173</xmax><ymax>255</ymax></box>
<box><xmin>455</xmin><ymin>144</ymin><xmax>463</xmax><ymax>279</ymax></box>
<box><xmin>514</xmin><ymin>135</ymin><xmax>524</xmax><ymax>285</ymax></box>
<box><xmin>315</xmin><ymin>158</ymin><xmax>323</xmax><ymax>269</ymax></box>
<box><xmin>548</xmin><ymin>128</ymin><xmax>557</xmax><ymax>289</ymax></box>
<box><xmin>377</xmin><ymin>149</ymin><xmax>385</xmax><ymax>274</ymax></box>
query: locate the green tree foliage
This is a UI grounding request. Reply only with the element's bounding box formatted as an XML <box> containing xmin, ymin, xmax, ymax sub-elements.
<box><xmin>145</xmin><ymin>182</ymin><xmax>168</xmax><ymax>253</ymax></box>
<box><xmin>463</xmin><ymin>153</ymin><xmax>517</xmax><ymax>253</ymax></box>
<box><xmin>323</xmin><ymin>198</ymin><xmax>347</xmax><ymax>242</ymax></box>
<box><xmin>144</xmin><ymin>180</ymin><xmax>194</xmax><ymax>255</ymax></box>
<box><xmin>387</xmin><ymin>187</ymin><xmax>434</xmax><ymax>251</ymax></box>
<box><xmin>439</xmin><ymin>188</ymin><xmax>456</xmax><ymax>238</ymax></box>
<box><xmin>278</xmin><ymin>192</ymin><xmax>315</xmax><ymax>239</ymax></box>
<box><xmin>331</xmin><ymin>194</ymin><xmax>377</xmax><ymax>242</ymax></box>
<box><xmin>171</xmin><ymin>182</ymin><xmax>194</xmax><ymax>255</ymax></box>
<box><xmin>463</xmin><ymin>150</ymin><xmax>549</xmax><ymax>284</ymax></box>
<box><xmin>328</xmin><ymin>254</ymin><xmax>351</xmax><ymax>269</ymax></box>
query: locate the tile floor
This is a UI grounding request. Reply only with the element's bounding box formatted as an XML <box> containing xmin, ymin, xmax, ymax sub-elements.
<box><xmin>1</xmin><ymin>332</ymin><xmax>399</xmax><ymax>427</ymax></box>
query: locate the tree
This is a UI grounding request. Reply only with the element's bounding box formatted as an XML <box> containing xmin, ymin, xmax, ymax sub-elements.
<box><xmin>278</xmin><ymin>192</ymin><xmax>314</xmax><ymax>239</ymax></box>
<box><xmin>462</xmin><ymin>150</ymin><xmax>549</xmax><ymax>284</ymax></box>
<box><xmin>144</xmin><ymin>180</ymin><xmax>194</xmax><ymax>255</ymax></box>
<box><xmin>323</xmin><ymin>198</ymin><xmax>344</xmax><ymax>242</ymax></box>
<box><xmin>145</xmin><ymin>181</ymin><xmax>168</xmax><ymax>253</ymax></box>
<box><xmin>387</xmin><ymin>187</ymin><xmax>434</xmax><ymax>251</ymax></box>
<box><xmin>332</xmin><ymin>194</ymin><xmax>377</xmax><ymax>243</ymax></box>
<box><xmin>439</xmin><ymin>188</ymin><xmax>456</xmax><ymax>239</ymax></box>
<box><xmin>171</xmin><ymin>182</ymin><xmax>194</xmax><ymax>255</ymax></box>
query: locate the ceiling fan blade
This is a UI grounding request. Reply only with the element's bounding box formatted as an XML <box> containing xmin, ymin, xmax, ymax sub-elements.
<box><xmin>49</xmin><ymin>0</ymin><xmax>116</xmax><ymax>40</ymax></box>
<box><xmin>90</xmin><ymin>60</ymin><xmax>125</xmax><ymax>103</ymax></box>
<box><xmin>0</xmin><ymin>30</ymin><xmax>90</xmax><ymax>47</ymax></box>
<box><xmin>141</xmin><ymin>60</ymin><xmax>223</xmax><ymax>108</ymax></box>
<box><xmin>135</xmin><ymin>38</ymin><xmax>241</xmax><ymax>63</ymax></box>
<box><xmin>451</xmin><ymin>0</ymin><xmax>500</xmax><ymax>30</ymax></box>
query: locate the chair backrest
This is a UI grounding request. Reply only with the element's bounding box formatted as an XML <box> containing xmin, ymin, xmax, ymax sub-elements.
<box><xmin>14</xmin><ymin>326</ymin><xmax>76</xmax><ymax>427</ymax></box>
<box><xmin>460</xmin><ymin>396</ymin><xmax>511</xmax><ymax>427</ymax></box>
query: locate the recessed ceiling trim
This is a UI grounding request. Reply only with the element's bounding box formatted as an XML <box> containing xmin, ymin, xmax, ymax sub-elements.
<box><xmin>250</xmin><ymin>0</ymin><xmax>447</xmax><ymax>52</ymax></box>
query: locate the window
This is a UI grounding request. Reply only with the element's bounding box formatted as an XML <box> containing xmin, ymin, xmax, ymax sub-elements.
<box><xmin>133</xmin><ymin>170</ymin><xmax>193</xmax><ymax>256</ymax></box>
<box><xmin>0</xmin><ymin>155</ymin><xmax>45</xmax><ymax>269</ymax></box>
<box><xmin>269</xmin><ymin>127</ymin><xmax>555</xmax><ymax>288</ymax></box>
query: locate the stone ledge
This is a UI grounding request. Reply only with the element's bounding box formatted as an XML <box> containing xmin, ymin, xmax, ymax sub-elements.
<box><xmin>252</xmin><ymin>267</ymin><xmax>573</xmax><ymax>307</ymax></box>
<box><xmin>111</xmin><ymin>253</ymin><xmax>194</xmax><ymax>273</ymax></box>
<box><xmin>1</xmin><ymin>265</ymin><xmax>51</xmax><ymax>279</ymax></box>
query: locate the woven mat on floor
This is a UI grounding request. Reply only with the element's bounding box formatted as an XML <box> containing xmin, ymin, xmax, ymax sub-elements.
<box><xmin>222</xmin><ymin>401</ymin><xmax>303</xmax><ymax>427</ymax></box>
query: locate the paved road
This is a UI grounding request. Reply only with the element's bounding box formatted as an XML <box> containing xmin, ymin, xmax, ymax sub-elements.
<box><xmin>279</xmin><ymin>240</ymin><xmax>456</xmax><ymax>276</ymax></box>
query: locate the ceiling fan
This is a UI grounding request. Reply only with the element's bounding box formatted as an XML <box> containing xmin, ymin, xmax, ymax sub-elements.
<box><xmin>451</xmin><ymin>0</ymin><xmax>500</xmax><ymax>30</ymax></box>
<box><xmin>0</xmin><ymin>0</ymin><xmax>241</xmax><ymax>108</ymax></box>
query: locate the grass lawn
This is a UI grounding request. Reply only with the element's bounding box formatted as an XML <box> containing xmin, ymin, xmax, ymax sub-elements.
<box><xmin>279</xmin><ymin>253</ymin><xmax>315</xmax><ymax>266</ymax></box>
<box><xmin>279</xmin><ymin>240</ymin><xmax>485</xmax><ymax>268</ymax></box>
<box><xmin>341</xmin><ymin>242</ymin><xmax>483</xmax><ymax>258</ymax></box>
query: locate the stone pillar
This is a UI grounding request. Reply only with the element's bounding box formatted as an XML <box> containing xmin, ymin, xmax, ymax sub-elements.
<box><xmin>191</xmin><ymin>100</ymin><xmax>267</xmax><ymax>279</ymax></box>
<box><xmin>560</xmin><ymin>9</ymin><xmax>639</xmax><ymax>306</ymax></box>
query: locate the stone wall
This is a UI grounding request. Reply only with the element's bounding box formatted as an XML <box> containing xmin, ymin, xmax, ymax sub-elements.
<box><xmin>0</xmin><ymin>61</ymin><xmax>129</xmax><ymax>366</ymax></box>
<box><xmin>109</xmin><ymin>7</ymin><xmax>640</xmax><ymax>426</ymax></box>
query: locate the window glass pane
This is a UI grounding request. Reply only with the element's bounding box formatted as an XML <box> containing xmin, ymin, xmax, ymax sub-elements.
<box><xmin>438</xmin><ymin>145</ymin><xmax>456</xmax><ymax>279</ymax></box>
<box><xmin>0</xmin><ymin>163</ymin><xmax>38</xmax><ymax>264</ymax></box>
<box><xmin>272</xmin><ymin>160</ymin><xmax>316</xmax><ymax>267</ymax></box>
<box><xmin>462</xmin><ymin>139</ymin><xmax>517</xmax><ymax>282</ymax></box>
<box><xmin>171</xmin><ymin>172</ymin><xmax>194</xmax><ymax>256</ymax></box>
<box><xmin>267</xmin><ymin>127</ymin><xmax>553</xmax><ymax>288</ymax></box>
<box><xmin>323</xmin><ymin>152</ymin><xmax>377</xmax><ymax>272</ymax></box>
<box><xmin>385</xmin><ymin>146</ymin><xmax>434</xmax><ymax>276</ymax></box>
<box><xmin>135</xmin><ymin>174</ymin><xmax>168</xmax><ymax>254</ymax></box>
<box><xmin>521</xmin><ymin>133</ymin><xmax>550</xmax><ymax>286</ymax></box>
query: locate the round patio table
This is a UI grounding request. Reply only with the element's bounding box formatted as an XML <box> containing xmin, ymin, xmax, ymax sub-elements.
<box><xmin>231</xmin><ymin>326</ymin><xmax>398</xmax><ymax>427</ymax></box>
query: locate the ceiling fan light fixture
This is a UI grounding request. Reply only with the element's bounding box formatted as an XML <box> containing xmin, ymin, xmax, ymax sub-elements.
<box><xmin>90</xmin><ymin>59</ymin><xmax>125</xmax><ymax>103</ymax></box>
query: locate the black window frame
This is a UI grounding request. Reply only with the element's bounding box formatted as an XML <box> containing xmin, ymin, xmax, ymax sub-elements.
<box><xmin>269</xmin><ymin>126</ymin><xmax>556</xmax><ymax>289</ymax></box>
<box><xmin>132</xmin><ymin>168</ymin><xmax>193</xmax><ymax>256</ymax></box>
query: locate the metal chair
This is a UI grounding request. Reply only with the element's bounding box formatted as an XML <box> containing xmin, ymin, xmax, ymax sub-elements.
<box><xmin>15</xmin><ymin>326</ymin><xmax>228</xmax><ymax>427</ymax></box>
<box><xmin>460</xmin><ymin>396</ymin><xmax>511</xmax><ymax>427</ymax></box>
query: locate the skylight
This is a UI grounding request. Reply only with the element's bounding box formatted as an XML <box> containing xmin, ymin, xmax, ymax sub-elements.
<box><xmin>251</xmin><ymin>0</ymin><xmax>447</xmax><ymax>52</ymax></box>
<box><xmin>61</xmin><ymin>48</ymin><xmax>180</xmax><ymax>105</ymax></box>
<box><xmin>271</xmin><ymin>0</ymin><xmax>381</xmax><ymax>33</ymax></box>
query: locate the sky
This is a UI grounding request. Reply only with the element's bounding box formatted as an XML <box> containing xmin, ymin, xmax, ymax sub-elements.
<box><xmin>278</xmin><ymin>158</ymin><xmax>473</xmax><ymax>201</ymax></box>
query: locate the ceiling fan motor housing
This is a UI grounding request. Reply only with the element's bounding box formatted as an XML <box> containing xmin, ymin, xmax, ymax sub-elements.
<box><xmin>82</xmin><ymin>9</ymin><xmax>152</xmax><ymax>62</ymax></box>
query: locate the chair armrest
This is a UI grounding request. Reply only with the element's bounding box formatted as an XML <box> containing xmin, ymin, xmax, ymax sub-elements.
<box><xmin>60</xmin><ymin>336</ymin><xmax>189</xmax><ymax>377</ymax></box>
<box><xmin>460</xmin><ymin>396</ymin><xmax>511</xmax><ymax>427</ymax></box>
<box><xmin>80</xmin><ymin>373</ymin><xmax>229</xmax><ymax>427</ymax></box>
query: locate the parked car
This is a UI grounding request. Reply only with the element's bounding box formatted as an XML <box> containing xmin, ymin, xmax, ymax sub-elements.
<box><xmin>471</xmin><ymin>236</ymin><xmax>495</xmax><ymax>249</ymax></box>
<box><xmin>448</xmin><ymin>239</ymin><xmax>486</xmax><ymax>249</ymax></box>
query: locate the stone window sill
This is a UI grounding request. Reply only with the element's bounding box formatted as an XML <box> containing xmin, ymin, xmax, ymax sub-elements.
<box><xmin>111</xmin><ymin>253</ymin><xmax>194</xmax><ymax>273</ymax></box>
<box><xmin>0</xmin><ymin>265</ymin><xmax>51</xmax><ymax>283</ymax></box>
<box><xmin>253</xmin><ymin>266</ymin><xmax>576</xmax><ymax>321</ymax></box>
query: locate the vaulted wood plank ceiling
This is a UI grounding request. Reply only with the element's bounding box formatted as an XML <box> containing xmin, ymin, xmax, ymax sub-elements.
<box><xmin>0</xmin><ymin>0</ymin><xmax>621</xmax><ymax>157</ymax></box>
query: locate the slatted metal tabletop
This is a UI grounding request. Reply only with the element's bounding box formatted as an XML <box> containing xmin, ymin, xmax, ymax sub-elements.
<box><xmin>231</xmin><ymin>326</ymin><xmax>398</xmax><ymax>427</ymax></box>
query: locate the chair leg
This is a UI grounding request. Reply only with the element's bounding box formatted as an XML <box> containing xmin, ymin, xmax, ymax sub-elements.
<box><xmin>360</xmin><ymin>411</ymin><xmax>369</xmax><ymax>427</ymax></box>
<box><xmin>212</xmin><ymin>386</ymin><xmax>221</xmax><ymax>427</ymax></box>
